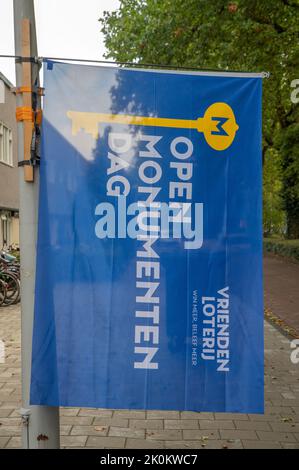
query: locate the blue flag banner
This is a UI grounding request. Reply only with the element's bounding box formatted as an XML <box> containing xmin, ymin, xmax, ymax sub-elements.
<box><xmin>30</xmin><ymin>61</ymin><xmax>264</xmax><ymax>413</ymax></box>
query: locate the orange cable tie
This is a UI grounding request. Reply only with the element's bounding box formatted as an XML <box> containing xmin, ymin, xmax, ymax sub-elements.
<box><xmin>14</xmin><ymin>86</ymin><xmax>45</xmax><ymax>96</ymax></box>
<box><xmin>16</xmin><ymin>108</ymin><xmax>43</xmax><ymax>125</ymax></box>
<box><xmin>35</xmin><ymin>109</ymin><xmax>43</xmax><ymax>125</ymax></box>
<box><xmin>16</xmin><ymin>107</ymin><xmax>34</xmax><ymax>122</ymax></box>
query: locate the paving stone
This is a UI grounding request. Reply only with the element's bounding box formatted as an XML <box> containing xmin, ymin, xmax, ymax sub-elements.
<box><xmin>0</xmin><ymin>393</ymin><xmax>18</xmax><ymax>401</ymax></box>
<box><xmin>0</xmin><ymin>437</ymin><xmax>9</xmax><ymax>448</ymax></box>
<box><xmin>183</xmin><ymin>430</ymin><xmax>220</xmax><ymax>440</ymax></box>
<box><xmin>129</xmin><ymin>419</ymin><xmax>163</xmax><ymax>430</ymax></box>
<box><xmin>1</xmin><ymin>400</ymin><xmax>21</xmax><ymax>408</ymax></box>
<box><xmin>165</xmin><ymin>439</ymin><xmax>243</xmax><ymax>449</ymax></box>
<box><xmin>281</xmin><ymin>392</ymin><xmax>296</xmax><ymax>400</ymax></box>
<box><xmin>234</xmin><ymin>420</ymin><xmax>271</xmax><ymax>431</ymax></box>
<box><xmin>267</xmin><ymin>392</ymin><xmax>285</xmax><ymax>401</ymax></box>
<box><xmin>147</xmin><ymin>411</ymin><xmax>180</xmax><ymax>419</ymax></box>
<box><xmin>126</xmin><ymin>438</ymin><xmax>164</xmax><ymax>449</ymax></box>
<box><xmin>60</xmin><ymin>425</ymin><xmax>72</xmax><ymax>436</ymax></box>
<box><xmin>281</xmin><ymin>442</ymin><xmax>299</xmax><ymax>449</ymax></box>
<box><xmin>199</xmin><ymin>439</ymin><xmax>243</xmax><ymax>449</ymax></box>
<box><xmin>146</xmin><ymin>429</ymin><xmax>182</xmax><ymax>441</ymax></box>
<box><xmin>196</xmin><ymin>412</ymin><xmax>214</xmax><ymax>420</ymax></box>
<box><xmin>0</xmin><ymin>425</ymin><xmax>21</xmax><ymax>437</ymax></box>
<box><xmin>5</xmin><ymin>437</ymin><xmax>21</xmax><ymax>448</ymax></box>
<box><xmin>242</xmin><ymin>440</ymin><xmax>282</xmax><ymax>449</ymax></box>
<box><xmin>271</xmin><ymin>400</ymin><xmax>299</xmax><ymax>407</ymax></box>
<box><xmin>113</xmin><ymin>410</ymin><xmax>146</xmax><ymax>420</ymax></box>
<box><xmin>270</xmin><ymin>422</ymin><xmax>299</xmax><ymax>432</ymax></box>
<box><xmin>94</xmin><ymin>417</ymin><xmax>129</xmax><ymax>428</ymax></box>
<box><xmin>0</xmin><ymin>409</ymin><xmax>14</xmax><ymax>418</ymax></box>
<box><xmin>60</xmin><ymin>435</ymin><xmax>87</xmax><ymax>447</ymax></box>
<box><xmin>199</xmin><ymin>420</ymin><xmax>235</xmax><ymax>430</ymax></box>
<box><xmin>7</xmin><ymin>410</ymin><xmax>22</xmax><ymax>418</ymax></box>
<box><xmin>256</xmin><ymin>431</ymin><xmax>297</xmax><ymax>442</ymax></box>
<box><xmin>109</xmin><ymin>426</ymin><xmax>145</xmax><ymax>439</ymax></box>
<box><xmin>220</xmin><ymin>430</ymin><xmax>258</xmax><ymax>440</ymax></box>
<box><xmin>86</xmin><ymin>436</ymin><xmax>125</xmax><ymax>448</ymax></box>
<box><xmin>0</xmin><ymin>418</ymin><xmax>21</xmax><ymax>426</ymax></box>
<box><xmin>60</xmin><ymin>416</ymin><xmax>93</xmax><ymax>426</ymax></box>
<box><xmin>164</xmin><ymin>419</ymin><xmax>198</xmax><ymax>430</ymax></box>
<box><xmin>0</xmin><ymin>374</ymin><xmax>13</xmax><ymax>380</ymax></box>
<box><xmin>0</xmin><ymin>388</ymin><xmax>15</xmax><ymax>395</ymax></box>
<box><xmin>265</xmin><ymin>406</ymin><xmax>294</xmax><ymax>416</ymax></box>
<box><xmin>164</xmin><ymin>440</ymin><xmax>203</xmax><ymax>449</ymax></box>
<box><xmin>214</xmin><ymin>413</ymin><xmax>249</xmax><ymax>421</ymax></box>
<box><xmin>180</xmin><ymin>411</ymin><xmax>202</xmax><ymax>419</ymax></box>
<box><xmin>70</xmin><ymin>425</ymin><xmax>108</xmax><ymax>436</ymax></box>
<box><xmin>78</xmin><ymin>409</ymin><xmax>113</xmax><ymax>418</ymax></box>
<box><xmin>248</xmin><ymin>413</ymin><xmax>276</xmax><ymax>421</ymax></box>
<box><xmin>61</xmin><ymin>446</ymin><xmax>93</xmax><ymax>450</ymax></box>
<box><xmin>60</xmin><ymin>408</ymin><xmax>80</xmax><ymax>417</ymax></box>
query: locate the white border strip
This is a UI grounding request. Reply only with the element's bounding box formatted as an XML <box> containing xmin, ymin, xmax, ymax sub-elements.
<box><xmin>121</xmin><ymin>66</ymin><xmax>269</xmax><ymax>78</ymax></box>
<box><xmin>48</xmin><ymin>60</ymin><xmax>269</xmax><ymax>78</ymax></box>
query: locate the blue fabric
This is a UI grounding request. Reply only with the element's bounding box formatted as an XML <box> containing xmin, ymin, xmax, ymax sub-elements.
<box><xmin>30</xmin><ymin>62</ymin><xmax>263</xmax><ymax>413</ymax></box>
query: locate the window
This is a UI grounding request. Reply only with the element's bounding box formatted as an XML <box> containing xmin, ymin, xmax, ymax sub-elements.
<box><xmin>0</xmin><ymin>121</ymin><xmax>13</xmax><ymax>166</ymax></box>
<box><xmin>1</xmin><ymin>213</ymin><xmax>12</xmax><ymax>248</ymax></box>
<box><xmin>0</xmin><ymin>80</ymin><xmax>4</xmax><ymax>104</ymax></box>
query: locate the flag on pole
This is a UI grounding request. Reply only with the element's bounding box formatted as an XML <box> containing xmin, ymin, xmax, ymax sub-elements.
<box><xmin>30</xmin><ymin>61</ymin><xmax>263</xmax><ymax>413</ymax></box>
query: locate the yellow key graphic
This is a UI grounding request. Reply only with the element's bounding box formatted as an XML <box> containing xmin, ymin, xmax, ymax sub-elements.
<box><xmin>67</xmin><ymin>102</ymin><xmax>239</xmax><ymax>151</ymax></box>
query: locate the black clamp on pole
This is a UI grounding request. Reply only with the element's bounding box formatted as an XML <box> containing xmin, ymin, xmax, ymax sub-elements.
<box><xmin>15</xmin><ymin>56</ymin><xmax>43</xmax><ymax>66</ymax></box>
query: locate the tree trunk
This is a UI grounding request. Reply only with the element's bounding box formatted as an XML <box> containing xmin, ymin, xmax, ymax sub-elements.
<box><xmin>287</xmin><ymin>214</ymin><xmax>299</xmax><ymax>239</ymax></box>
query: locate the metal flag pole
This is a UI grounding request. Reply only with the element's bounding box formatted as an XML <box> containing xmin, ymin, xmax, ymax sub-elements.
<box><xmin>13</xmin><ymin>0</ymin><xmax>60</xmax><ymax>448</ymax></box>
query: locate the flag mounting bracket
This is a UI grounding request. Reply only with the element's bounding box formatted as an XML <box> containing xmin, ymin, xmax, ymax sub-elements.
<box><xmin>17</xmin><ymin>19</ymin><xmax>42</xmax><ymax>182</ymax></box>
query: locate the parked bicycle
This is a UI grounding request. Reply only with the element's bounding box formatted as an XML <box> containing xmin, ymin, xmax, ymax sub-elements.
<box><xmin>0</xmin><ymin>249</ymin><xmax>20</xmax><ymax>307</ymax></box>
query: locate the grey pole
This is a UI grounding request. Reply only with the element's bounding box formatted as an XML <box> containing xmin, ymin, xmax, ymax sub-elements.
<box><xmin>13</xmin><ymin>0</ymin><xmax>60</xmax><ymax>449</ymax></box>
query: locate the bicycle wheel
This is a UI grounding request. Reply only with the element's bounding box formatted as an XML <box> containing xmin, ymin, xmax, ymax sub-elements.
<box><xmin>1</xmin><ymin>272</ymin><xmax>20</xmax><ymax>306</ymax></box>
<box><xmin>0</xmin><ymin>279</ymin><xmax>6</xmax><ymax>307</ymax></box>
<box><xmin>13</xmin><ymin>277</ymin><xmax>21</xmax><ymax>304</ymax></box>
<box><xmin>6</xmin><ymin>270</ymin><xmax>20</xmax><ymax>303</ymax></box>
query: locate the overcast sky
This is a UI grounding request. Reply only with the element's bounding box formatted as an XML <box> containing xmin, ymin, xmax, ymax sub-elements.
<box><xmin>0</xmin><ymin>0</ymin><xmax>119</xmax><ymax>85</ymax></box>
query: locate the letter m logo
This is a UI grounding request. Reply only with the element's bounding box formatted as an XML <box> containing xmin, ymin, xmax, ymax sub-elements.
<box><xmin>211</xmin><ymin>117</ymin><xmax>229</xmax><ymax>136</ymax></box>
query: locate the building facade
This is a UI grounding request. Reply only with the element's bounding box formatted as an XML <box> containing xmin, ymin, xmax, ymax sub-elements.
<box><xmin>0</xmin><ymin>71</ymin><xmax>19</xmax><ymax>249</ymax></box>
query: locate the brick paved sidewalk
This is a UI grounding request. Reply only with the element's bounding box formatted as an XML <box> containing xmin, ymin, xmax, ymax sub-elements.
<box><xmin>264</xmin><ymin>253</ymin><xmax>299</xmax><ymax>335</ymax></box>
<box><xmin>0</xmin><ymin>303</ymin><xmax>299</xmax><ymax>449</ymax></box>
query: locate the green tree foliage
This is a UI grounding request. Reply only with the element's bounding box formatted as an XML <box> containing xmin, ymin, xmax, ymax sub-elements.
<box><xmin>263</xmin><ymin>147</ymin><xmax>286</xmax><ymax>236</ymax></box>
<box><xmin>100</xmin><ymin>0</ymin><xmax>299</xmax><ymax>237</ymax></box>
<box><xmin>277</xmin><ymin>122</ymin><xmax>299</xmax><ymax>237</ymax></box>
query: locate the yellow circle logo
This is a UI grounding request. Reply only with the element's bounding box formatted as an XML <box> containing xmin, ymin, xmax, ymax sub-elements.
<box><xmin>196</xmin><ymin>102</ymin><xmax>239</xmax><ymax>151</ymax></box>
